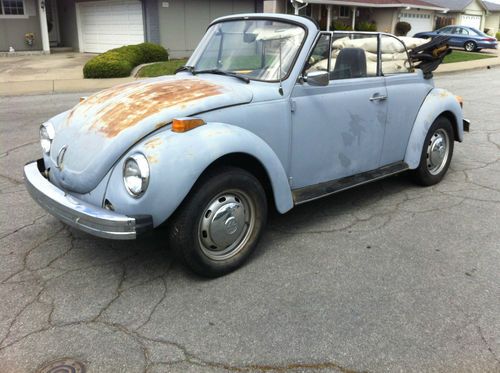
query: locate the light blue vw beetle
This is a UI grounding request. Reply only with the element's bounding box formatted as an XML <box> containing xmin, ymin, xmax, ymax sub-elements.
<box><xmin>25</xmin><ymin>13</ymin><xmax>469</xmax><ymax>277</ymax></box>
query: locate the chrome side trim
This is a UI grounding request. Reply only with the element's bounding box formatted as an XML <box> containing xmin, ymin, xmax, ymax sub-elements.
<box><xmin>24</xmin><ymin>159</ymin><xmax>148</xmax><ymax>240</ymax></box>
<box><xmin>293</xmin><ymin>161</ymin><xmax>409</xmax><ymax>205</ymax></box>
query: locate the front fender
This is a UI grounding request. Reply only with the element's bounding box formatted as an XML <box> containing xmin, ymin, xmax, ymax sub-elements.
<box><xmin>104</xmin><ymin>123</ymin><xmax>294</xmax><ymax>227</ymax></box>
<box><xmin>404</xmin><ymin>88</ymin><xmax>463</xmax><ymax>169</ymax></box>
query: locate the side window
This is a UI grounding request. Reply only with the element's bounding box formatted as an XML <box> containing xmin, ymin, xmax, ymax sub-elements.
<box><xmin>380</xmin><ymin>35</ymin><xmax>412</xmax><ymax>75</ymax></box>
<box><xmin>330</xmin><ymin>33</ymin><xmax>378</xmax><ymax>80</ymax></box>
<box><xmin>304</xmin><ymin>33</ymin><xmax>331</xmax><ymax>76</ymax></box>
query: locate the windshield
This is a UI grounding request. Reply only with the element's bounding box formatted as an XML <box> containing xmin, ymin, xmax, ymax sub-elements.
<box><xmin>187</xmin><ymin>19</ymin><xmax>306</xmax><ymax>82</ymax></box>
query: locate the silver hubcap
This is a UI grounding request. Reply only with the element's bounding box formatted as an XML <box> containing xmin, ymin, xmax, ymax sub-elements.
<box><xmin>426</xmin><ymin>128</ymin><xmax>450</xmax><ymax>175</ymax></box>
<box><xmin>465</xmin><ymin>43</ymin><xmax>474</xmax><ymax>51</ymax></box>
<box><xmin>198</xmin><ymin>191</ymin><xmax>255</xmax><ymax>261</ymax></box>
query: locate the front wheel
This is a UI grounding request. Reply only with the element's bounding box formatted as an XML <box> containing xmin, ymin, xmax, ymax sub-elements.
<box><xmin>464</xmin><ymin>41</ymin><xmax>477</xmax><ymax>52</ymax></box>
<box><xmin>168</xmin><ymin>166</ymin><xmax>267</xmax><ymax>277</ymax></box>
<box><xmin>411</xmin><ymin>116</ymin><xmax>454</xmax><ymax>186</ymax></box>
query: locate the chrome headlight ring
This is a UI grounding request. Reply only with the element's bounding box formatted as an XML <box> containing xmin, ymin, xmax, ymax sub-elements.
<box><xmin>123</xmin><ymin>153</ymin><xmax>150</xmax><ymax>198</ymax></box>
<box><xmin>40</xmin><ymin>122</ymin><xmax>55</xmax><ymax>154</ymax></box>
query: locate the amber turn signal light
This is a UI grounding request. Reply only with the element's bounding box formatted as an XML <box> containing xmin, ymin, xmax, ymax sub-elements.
<box><xmin>172</xmin><ymin>118</ymin><xmax>206</xmax><ymax>133</ymax></box>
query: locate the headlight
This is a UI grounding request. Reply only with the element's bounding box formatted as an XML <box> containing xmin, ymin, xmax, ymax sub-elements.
<box><xmin>40</xmin><ymin>122</ymin><xmax>55</xmax><ymax>154</ymax></box>
<box><xmin>123</xmin><ymin>153</ymin><xmax>150</xmax><ymax>197</ymax></box>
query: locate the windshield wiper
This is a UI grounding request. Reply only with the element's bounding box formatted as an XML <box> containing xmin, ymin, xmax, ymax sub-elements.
<box><xmin>175</xmin><ymin>65</ymin><xmax>195</xmax><ymax>74</ymax></box>
<box><xmin>192</xmin><ymin>69</ymin><xmax>250</xmax><ymax>84</ymax></box>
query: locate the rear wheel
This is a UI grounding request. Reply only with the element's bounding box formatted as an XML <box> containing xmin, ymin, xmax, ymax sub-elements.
<box><xmin>411</xmin><ymin>116</ymin><xmax>454</xmax><ymax>186</ymax></box>
<box><xmin>168</xmin><ymin>166</ymin><xmax>267</xmax><ymax>277</ymax></box>
<box><xmin>464</xmin><ymin>41</ymin><xmax>477</xmax><ymax>52</ymax></box>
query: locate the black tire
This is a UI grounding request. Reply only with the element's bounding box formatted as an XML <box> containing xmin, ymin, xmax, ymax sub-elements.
<box><xmin>411</xmin><ymin>116</ymin><xmax>454</xmax><ymax>186</ymax></box>
<box><xmin>464</xmin><ymin>41</ymin><xmax>476</xmax><ymax>52</ymax></box>
<box><xmin>168</xmin><ymin>166</ymin><xmax>267</xmax><ymax>277</ymax></box>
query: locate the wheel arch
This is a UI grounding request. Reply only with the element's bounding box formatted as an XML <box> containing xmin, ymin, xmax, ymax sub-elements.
<box><xmin>199</xmin><ymin>152</ymin><xmax>277</xmax><ymax>212</ymax></box>
<box><xmin>404</xmin><ymin>88</ymin><xmax>463</xmax><ymax>169</ymax></box>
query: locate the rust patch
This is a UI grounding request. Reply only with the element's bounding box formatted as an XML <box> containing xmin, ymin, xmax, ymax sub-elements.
<box><xmin>88</xmin><ymin>79</ymin><xmax>223</xmax><ymax>138</ymax></box>
<box><xmin>144</xmin><ymin>137</ymin><xmax>162</xmax><ymax>149</ymax></box>
<box><xmin>146</xmin><ymin>154</ymin><xmax>159</xmax><ymax>164</ymax></box>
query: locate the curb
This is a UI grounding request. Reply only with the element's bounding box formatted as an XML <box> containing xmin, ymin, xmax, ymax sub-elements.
<box><xmin>1</xmin><ymin>56</ymin><xmax>499</xmax><ymax>96</ymax></box>
<box><xmin>0</xmin><ymin>77</ymin><xmax>137</xmax><ymax>96</ymax></box>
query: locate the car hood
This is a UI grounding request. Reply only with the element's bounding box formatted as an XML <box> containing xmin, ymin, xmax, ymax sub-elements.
<box><xmin>49</xmin><ymin>76</ymin><xmax>253</xmax><ymax>194</ymax></box>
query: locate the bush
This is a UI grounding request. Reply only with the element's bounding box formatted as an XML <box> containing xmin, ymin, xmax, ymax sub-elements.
<box><xmin>83</xmin><ymin>43</ymin><xmax>169</xmax><ymax>79</ymax></box>
<box><xmin>395</xmin><ymin>21</ymin><xmax>412</xmax><ymax>36</ymax></box>
<box><xmin>332</xmin><ymin>21</ymin><xmax>352</xmax><ymax>31</ymax></box>
<box><xmin>496</xmin><ymin>32</ymin><xmax>500</xmax><ymax>41</ymax></box>
<box><xmin>355</xmin><ymin>21</ymin><xmax>377</xmax><ymax>32</ymax></box>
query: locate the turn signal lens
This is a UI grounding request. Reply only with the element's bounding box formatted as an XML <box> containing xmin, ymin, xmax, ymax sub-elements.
<box><xmin>455</xmin><ymin>95</ymin><xmax>463</xmax><ymax>109</ymax></box>
<box><xmin>172</xmin><ymin>118</ymin><xmax>205</xmax><ymax>133</ymax></box>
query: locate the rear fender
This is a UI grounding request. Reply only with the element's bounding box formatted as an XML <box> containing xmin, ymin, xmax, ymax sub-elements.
<box><xmin>404</xmin><ymin>88</ymin><xmax>463</xmax><ymax>169</ymax></box>
<box><xmin>105</xmin><ymin>123</ymin><xmax>293</xmax><ymax>227</ymax></box>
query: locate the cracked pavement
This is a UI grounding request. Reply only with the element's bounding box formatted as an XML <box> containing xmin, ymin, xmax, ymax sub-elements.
<box><xmin>0</xmin><ymin>68</ymin><xmax>499</xmax><ymax>373</ymax></box>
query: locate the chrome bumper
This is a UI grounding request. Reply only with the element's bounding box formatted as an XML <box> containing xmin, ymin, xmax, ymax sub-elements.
<box><xmin>24</xmin><ymin>159</ymin><xmax>153</xmax><ymax>240</ymax></box>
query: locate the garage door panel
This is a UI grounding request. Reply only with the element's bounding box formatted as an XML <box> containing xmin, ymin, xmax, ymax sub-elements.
<box><xmin>79</xmin><ymin>0</ymin><xmax>145</xmax><ymax>53</ymax></box>
<box><xmin>400</xmin><ymin>11</ymin><xmax>433</xmax><ymax>36</ymax></box>
<box><xmin>460</xmin><ymin>15</ymin><xmax>481</xmax><ymax>29</ymax></box>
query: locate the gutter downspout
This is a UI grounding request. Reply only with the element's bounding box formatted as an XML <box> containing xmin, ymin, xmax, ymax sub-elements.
<box><xmin>38</xmin><ymin>0</ymin><xmax>50</xmax><ymax>54</ymax></box>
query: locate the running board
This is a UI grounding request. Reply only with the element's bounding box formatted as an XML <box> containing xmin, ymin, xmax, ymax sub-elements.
<box><xmin>292</xmin><ymin>161</ymin><xmax>409</xmax><ymax>205</ymax></box>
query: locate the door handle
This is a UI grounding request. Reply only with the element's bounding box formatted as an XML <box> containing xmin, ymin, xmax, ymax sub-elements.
<box><xmin>369</xmin><ymin>94</ymin><xmax>387</xmax><ymax>101</ymax></box>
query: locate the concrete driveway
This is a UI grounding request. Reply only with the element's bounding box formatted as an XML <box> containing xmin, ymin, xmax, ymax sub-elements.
<box><xmin>0</xmin><ymin>68</ymin><xmax>499</xmax><ymax>373</ymax></box>
<box><xmin>0</xmin><ymin>53</ymin><xmax>93</xmax><ymax>82</ymax></box>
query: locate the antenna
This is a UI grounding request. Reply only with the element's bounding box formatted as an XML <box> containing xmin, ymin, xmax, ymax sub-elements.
<box><xmin>278</xmin><ymin>38</ymin><xmax>284</xmax><ymax>96</ymax></box>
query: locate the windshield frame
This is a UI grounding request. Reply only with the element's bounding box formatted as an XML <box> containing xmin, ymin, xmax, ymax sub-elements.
<box><xmin>188</xmin><ymin>16</ymin><xmax>309</xmax><ymax>84</ymax></box>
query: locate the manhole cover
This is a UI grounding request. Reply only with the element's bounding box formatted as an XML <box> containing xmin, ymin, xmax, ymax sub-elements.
<box><xmin>37</xmin><ymin>358</ymin><xmax>86</xmax><ymax>373</ymax></box>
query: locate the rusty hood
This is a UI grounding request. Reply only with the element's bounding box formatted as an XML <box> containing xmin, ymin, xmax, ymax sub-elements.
<box><xmin>49</xmin><ymin>76</ymin><xmax>253</xmax><ymax>193</ymax></box>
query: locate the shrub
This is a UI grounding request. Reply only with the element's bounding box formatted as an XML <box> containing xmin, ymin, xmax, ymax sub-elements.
<box><xmin>496</xmin><ymin>32</ymin><xmax>500</xmax><ymax>41</ymax></box>
<box><xmin>332</xmin><ymin>21</ymin><xmax>352</xmax><ymax>31</ymax></box>
<box><xmin>83</xmin><ymin>43</ymin><xmax>169</xmax><ymax>79</ymax></box>
<box><xmin>355</xmin><ymin>21</ymin><xmax>377</xmax><ymax>32</ymax></box>
<box><xmin>395</xmin><ymin>21</ymin><xmax>412</xmax><ymax>36</ymax></box>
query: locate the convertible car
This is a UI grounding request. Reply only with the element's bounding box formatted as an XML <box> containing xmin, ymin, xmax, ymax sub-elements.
<box><xmin>25</xmin><ymin>14</ymin><xmax>468</xmax><ymax>277</ymax></box>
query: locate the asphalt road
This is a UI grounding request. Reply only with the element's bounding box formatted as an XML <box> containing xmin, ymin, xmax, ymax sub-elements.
<box><xmin>1</xmin><ymin>68</ymin><xmax>499</xmax><ymax>373</ymax></box>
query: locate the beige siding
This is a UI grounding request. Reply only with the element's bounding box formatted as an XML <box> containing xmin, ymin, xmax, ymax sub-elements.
<box><xmin>371</xmin><ymin>9</ymin><xmax>396</xmax><ymax>33</ymax></box>
<box><xmin>159</xmin><ymin>0</ymin><xmax>256</xmax><ymax>59</ymax></box>
<box><xmin>485</xmin><ymin>13</ymin><xmax>500</xmax><ymax>35</ymax></box>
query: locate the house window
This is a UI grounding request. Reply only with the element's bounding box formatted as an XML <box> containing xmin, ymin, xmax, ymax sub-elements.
<box><xmin>0</xmin><ymin>0</ymin><xmax>25</xmax><ymax>16</ymax></box>
<box><xmin>339</xmin><ymin>6</ymin><xmax>350</xmax><ymax>18</ymax></box>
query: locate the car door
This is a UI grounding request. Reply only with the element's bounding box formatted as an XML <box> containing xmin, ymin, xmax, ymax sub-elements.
<box><xmin>379</xmin><ymin>35</ymin><xmax>434</xmax><ymax>165</ymax></box>
<box><xmin>289</xmin><ymin>32</ymin><xmax>388</xmax><ymax>190</ymax></box>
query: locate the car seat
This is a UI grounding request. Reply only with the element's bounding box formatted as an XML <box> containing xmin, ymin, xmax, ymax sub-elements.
<box><xmin>331</xmin><ymin>48</ymin><xmax>367</xmax><ymax>80</ymax></box>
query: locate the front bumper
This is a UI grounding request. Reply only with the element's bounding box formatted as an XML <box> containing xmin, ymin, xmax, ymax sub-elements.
<box><xmin>24</xmin><ymin>159</ymin><xmax>153</xmax><ymax>240</ymax></box>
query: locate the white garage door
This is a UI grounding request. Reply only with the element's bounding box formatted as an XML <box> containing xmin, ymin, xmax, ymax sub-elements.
<box><xmin>399</xmin><ymin>11</ymin><xmax>434</xmax><ymax>36</ymax></box>
<box><xmin>78</xmin><ymin>0</ymin><xmax>144</xmax><ymax>53</ymax></box>
<box><xmin>460</xmin><ymin>15</ymin><xmax>482</xmax><ymax>29</ymax></box>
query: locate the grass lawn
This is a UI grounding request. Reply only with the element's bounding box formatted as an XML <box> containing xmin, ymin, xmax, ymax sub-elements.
<box><xmin>137</xmin><ymin>59</ymin><xmax>188</xmax><ymax>77</ymax></box>
<box><xmin>443</xmin><ymin>50</ymin><xmax>496</xmax><ymax>64</ymax></box>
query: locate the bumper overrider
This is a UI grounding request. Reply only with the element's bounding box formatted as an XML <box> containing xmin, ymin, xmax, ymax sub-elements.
<box><xmin>24</xmin><ymin>159</ymin><xmax>153</xmax><ymax>240</ymax></box>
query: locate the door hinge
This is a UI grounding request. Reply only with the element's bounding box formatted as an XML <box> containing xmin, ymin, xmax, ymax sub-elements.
<box><xmin>290</xmin><ymin>99</ymin><xmax>296</xmax><ymax>113</ymax></box>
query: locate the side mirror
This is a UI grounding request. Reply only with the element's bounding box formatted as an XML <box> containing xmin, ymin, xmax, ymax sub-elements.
<box><xmin>304</xmin><ymin>71</ymin><xmax>329</xmax><ymax>86</ymax></box>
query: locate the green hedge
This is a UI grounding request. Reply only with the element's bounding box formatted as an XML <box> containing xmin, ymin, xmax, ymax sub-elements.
<box><xmin>83</xmin><ymin>43</ymin><xmax>169</xmax><ymax>79</ymax></box>
<box><xmin>496</xmin><ymin>32</ymin><xmax>500</xmax><ymax>41</ymax></box>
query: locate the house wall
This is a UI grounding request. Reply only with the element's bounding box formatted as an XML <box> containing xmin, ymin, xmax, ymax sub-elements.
<box><xmin>484</xmin><ymin>13</ymin><xmax>500</xmax><ymax>35</ymax></box>
<box><xmin>371</xmin><ymin>8</ymin><xmax>396</xmax><ymax>33</ymax></box>
<box><xmin>0</xmin><ymin>0</ymin><xmax>42</xmax><ymax>51</ymax></box>
<box><xmin>158</xmin><ymin>0</ymin><xmax>259</xmax><ymax>58</ymax></box>
<box><xmin>57</xmin><ymin>0</ymin><xmax>79</xmax><ymax>50</ymax></box>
